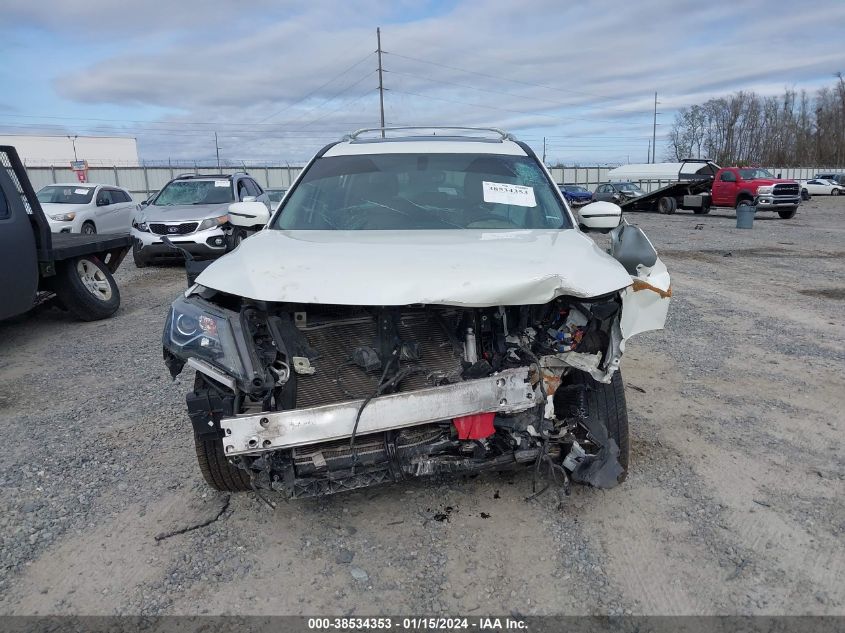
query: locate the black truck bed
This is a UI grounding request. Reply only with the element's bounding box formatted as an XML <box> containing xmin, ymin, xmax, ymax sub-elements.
<box><xmin>48</xmin><ymin>232</ymin><xmax>132</xmax><ymax>261</ymax></box>
<box><xmin>620</xmin><ymin>178</ymin><xmax>712</xmax><ymax>212</ymax></box>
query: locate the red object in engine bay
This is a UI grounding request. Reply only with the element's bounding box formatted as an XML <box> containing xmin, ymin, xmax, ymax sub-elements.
<box><xmin>452</xmin><ymin>413</ymin><xmax>496</xmax><ymax>440</ymax></box>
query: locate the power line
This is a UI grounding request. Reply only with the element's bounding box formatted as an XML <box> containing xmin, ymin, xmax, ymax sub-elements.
<box><xmin>386</xmin><ymin>69</ymin><xmax>647</xmax><ymax>125</ymax></box>
<box><xmin>388</xmin><ymin>88</ymin><xmax>559</xmax><ymax>120</ymax></box>
<box><xmin>268</xmin><ymin>69</ymin><xmax>378</xmax><ymax>128</ymax></box>
<box><xmin>298</xmin><ymin>88</ymin><xmax>377</xmax><ymax>129</ymax></box>
<box><xmin>384</xmin><ymin>50</ymin><xmax>642</xmax><ymax>107</ymax></box>
<box><xmin>257</xmin><ymin>51</ymin><xmax>376</xmax><ymax>123</ymax></box>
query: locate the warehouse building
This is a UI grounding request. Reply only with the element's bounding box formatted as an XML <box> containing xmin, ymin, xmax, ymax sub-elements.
<box><xmin>0</xmin><ymin>134</ymin><xmax>139</xmax><ymax>167</ymax></box>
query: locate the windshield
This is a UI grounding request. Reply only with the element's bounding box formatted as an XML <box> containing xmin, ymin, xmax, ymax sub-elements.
<box><xmin>153</xmin><ymin>179</ymin><xmax>234</xmax><ymax>206</ymax></box>
<box><xmin>266</xmin><ymin>189</ymin><xmax>287</xmax><ymax>203</ymax></box>
<box><xmin>616</xmin><ymin>183</ymin><xmax>642</xmax><ymax>192</ymax></box>
<box><xmin>562</xmin><ymin>185</ymin><xmax>587</xmax><ymax>193</ymax></box>
<box><xmin>274</xmin><ymin>153</ymin><xmax>571</xmax><ymax>230</ymax></box>
<box><xmin>36</xmin><ymin>185</ymin><xmax>94</xmax><ymax>204</ymax></box>
<box><xmin>739</xmin><ymin>168</ymin><xmax>774</xmax><ymax>180</ymax></box>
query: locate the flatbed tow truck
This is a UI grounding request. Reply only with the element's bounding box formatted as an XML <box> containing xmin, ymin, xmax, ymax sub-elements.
<box><xmin>610</xmin><ymin>159</ymin><xmax>720</xmax><ymax>215</ymax></box>
<box><xmin>1</xmin><ymin>146</ymin><xmax>132</xmax><ymax>321</ymax></box>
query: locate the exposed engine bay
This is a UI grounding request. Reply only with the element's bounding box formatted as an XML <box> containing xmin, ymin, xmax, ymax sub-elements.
<box><xmin>164</xmin><ymin>289</ymin><xmax>633</xmax><ymax>499</ymax></box>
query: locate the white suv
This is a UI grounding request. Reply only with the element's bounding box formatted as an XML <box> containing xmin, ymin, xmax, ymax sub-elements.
<box><xmin>161</xmin><ymin>127</ymin><xmax>671</xmax><ymax>500</ymax></box>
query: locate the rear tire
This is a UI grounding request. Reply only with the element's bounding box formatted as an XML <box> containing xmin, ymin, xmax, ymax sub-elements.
<box><xmin>778</xmin><ymin>206</ymin><xmax>797</xmax><ymax>219</ymax></box>
<box><xmin>564</xmin><ymin>370</ymin><xmax>629</xmax><ymax>479</ymax></box>
<box><xmin>693</xmin><ymin>203</ymin><xmax>711</xmax><ymax>215</ymax></box>
<box><xmin>53</xmin><ymin>256</ymin><xmax>120</xmax><ymax>321</ymax></box>
<box><xmin>194</xmin><ymin>435</ymin><xmax>253</xmax><ymax>492</ymax></box>
<box><xmin>801</xmin><ymin>189</ymin><xmax>810</xmax><ymax>201</ymax></box>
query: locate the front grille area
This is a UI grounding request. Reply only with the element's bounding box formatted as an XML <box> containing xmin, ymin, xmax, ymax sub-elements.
<box><xmin>149</xmin><ymin>222</ymin><xmax>199</xmax><ymax>235</ymax></box>
<box><xmin>773</xmin><ymin>183</ymin><xmax>799</xmax><ymax>196</ymax></box>
<box><xmin>295</xmin><ymin>312</ymin><xmax>463</xmax><ymax>409</ymax></box>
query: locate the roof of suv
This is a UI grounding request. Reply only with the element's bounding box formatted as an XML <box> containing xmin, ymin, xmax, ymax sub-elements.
<box><xmin>324</xmin><ymin>127</ymin><xmax>528</xmax><ymax>157</ymax></box>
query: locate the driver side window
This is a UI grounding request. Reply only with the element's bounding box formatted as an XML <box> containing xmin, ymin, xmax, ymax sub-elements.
<box><xmin>96</xmin><ymin>190</ymin><xmax>112</xmax><ymax>205</ymax></box>
<box><xmin>720</xmin><ymin>171</ymin><xmax>736</xmax><ymax>182</ymax></box>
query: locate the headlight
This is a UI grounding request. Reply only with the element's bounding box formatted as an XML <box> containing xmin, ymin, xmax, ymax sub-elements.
<box><xmin>50</xmin><ymin>212</ymin><xmax>76</xmax><ymax>221</ymax></box>
<box><xmin>133</xmin><ymin>220</ymin><xmax>149</xmax><ymax>232</ymax></box>
<box><xmin>163</xmin><ymin>296</ymin><xmax>248</xmax><ymax>382</ymax></box>
<box><xmin>756</xmin><ymin>186</ymin><xmax>774</xmax><ymax>195</ymax></box>
<box><xmin>197</xmin><ymin>215</ymin><xmax>229</xmax><ymax>231</ymax></box>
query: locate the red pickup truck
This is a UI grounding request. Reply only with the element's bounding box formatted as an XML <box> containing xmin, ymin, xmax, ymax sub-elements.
<box><xmin>710</xmin><ymin>167</ymin><xmax>801</xmax><ymax>219</ymax></box>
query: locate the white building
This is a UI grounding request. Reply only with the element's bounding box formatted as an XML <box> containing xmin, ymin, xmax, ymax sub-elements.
<box><xmin>0</xmin><ymin>134</ymin><xmax>139</xmax><ymax>167</ymax></box>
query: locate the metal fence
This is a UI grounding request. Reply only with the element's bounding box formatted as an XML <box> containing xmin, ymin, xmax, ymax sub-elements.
<box><xmin>23</xmin><ymin>163</ymin><xmax>839</xmax><ymax>201</ymax></box>
<box><xmin>24</xmin><ymin>165</ymin><xmax>305</xmax><ymax>201</ymax></box>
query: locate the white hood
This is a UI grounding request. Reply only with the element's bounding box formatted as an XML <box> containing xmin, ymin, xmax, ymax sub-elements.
<box><xmin>196</xmin><ymin>229</ymin><xmax>633</xmax><ymax>307</ymax></box>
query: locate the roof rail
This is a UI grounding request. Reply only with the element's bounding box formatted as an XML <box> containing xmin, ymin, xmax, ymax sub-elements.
<box><xmin>343</xmin><ymin>126</ymin><xmax>514</xmax><ymax>142</ymax></box>
<box><xmin>172</xmin><ymin>173</ymin><xmax>244</xmax><ymax>179</ymax></box>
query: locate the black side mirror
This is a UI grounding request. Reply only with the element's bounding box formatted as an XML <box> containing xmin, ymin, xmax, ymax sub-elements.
<box><xmin>97</xmin><ymin>198</ymin><xmax>108</xmax><ymax>206</ymax></box>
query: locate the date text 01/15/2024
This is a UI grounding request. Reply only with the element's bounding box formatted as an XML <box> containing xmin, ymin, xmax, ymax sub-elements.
<box><xmin>307</xmin><ymin>617</ymin><xmax>528</xmax><ymax>630</ymax></box>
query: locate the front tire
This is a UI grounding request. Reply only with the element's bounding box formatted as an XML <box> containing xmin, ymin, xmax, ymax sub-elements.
<box><xmin>53</xmin><ymin>256</ymin><xmax>120</xmax><ymax>321</ymax></box>
<box><xmin>194</xmin><ymin>435</ymin><xmax>252</xmax><ymax>492</ymax></box>
<box><xmin>560</xmin><ymin>370</ymin><xmax>629</xmax><ymax>480</ymax></box>
<box><xmin>778</xmin><ymin>206</ymin><xmax>797</xmax><ymax>219</ymax></box>
<box><xmin>832</xmin><ymin>189</ymin><xmax>841</xmax><ymax>196</ymax></box>
<box><xmin>81</xmin><ymin>221</ymin><xmax>97</xmax><ymax>235</ymax></box>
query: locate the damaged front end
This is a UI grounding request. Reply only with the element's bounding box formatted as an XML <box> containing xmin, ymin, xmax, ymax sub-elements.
<box><xmin>164</xmin><ymin>251</ymin><xmax>669</xmax><ymax>499</ymax></box>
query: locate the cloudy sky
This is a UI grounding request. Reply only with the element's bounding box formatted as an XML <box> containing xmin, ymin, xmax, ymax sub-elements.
<box><xmin>1</xmin><ymin>0</ymin><xmax>844</xmax><ymax>165</ymax></box>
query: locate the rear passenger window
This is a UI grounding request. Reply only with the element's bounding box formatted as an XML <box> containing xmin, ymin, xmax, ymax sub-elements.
<box><xmin>115</xmin><ymin>190</ymin><xmax>131</xmax><ymax>202</ymax></box>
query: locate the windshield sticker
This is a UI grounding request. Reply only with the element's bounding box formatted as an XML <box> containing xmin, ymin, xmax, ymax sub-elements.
<box><xmin>214</xmin><ymin>180</ymin><xmax>229</xmax><ymax>187</ymax></box>
<box><xmin>482</xmin><ymin>181</ymin><xmax>537</xmax><ymax>207</ymax></box>
<box><xmin>74</xmin><ymin>188</ymin><xmax>89</xmax><ymax>195</ymax></box>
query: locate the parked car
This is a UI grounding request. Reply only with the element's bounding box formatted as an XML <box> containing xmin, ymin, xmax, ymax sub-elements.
<box><xmin>36</xmin><ymin>183</ymin><xmax>134</xmax><ymax>235</ymax></box>
<box><xmin>558</xmin><ymin>184</ymin><xmax>593</xmax><ymax>206</ymax></box>
<box><xmin>265</xmin><ymin>188</ymin><xmax>288</xmax><ymax>208</ymax></box>
<box><xmin>1</xmin><ymin>146</ymin><xmax>131</xmax><ymax>321</ymax></box>
<box><xmin>160</xmin><ymin>126</ymin><xmax>671</xmax><ymax>500</ymax></box>
<box><xmin>710</xmin><ymin>167</ymin><xmax>800</xmax><ymax>219</ymax></box>
<box><xmin>815</xmin><ymin>173</ymin><xmax>845</xmax><ymax>186</ymax></box>
<box><xmin>800</xmin><ymin>179</ymin><xmax>843</xmax><ymax>196</ymax></box>
<box><xmin>593</xmin><ymin>182</ymin><xmax>645</xmax><ymax>204</ymax></box>
<box><xmin>131</xmin><ymin>172</ymin><xmax>270</xmax><ymax>267</ymax></box>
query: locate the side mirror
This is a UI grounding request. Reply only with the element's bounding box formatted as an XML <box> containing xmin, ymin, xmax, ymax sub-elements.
<box><xmin>97</xmin><ymin>198</ymin><xmax>108</xmax><ymax>207</ymax></box>
<box><xmin>578</xmin><ymin>201</ymin><xmax>622</xmax><ymax>234</ymax></box>
<box><xmin>139</xmin><ymin>200</ymin><xmax>149</xmax><ymax>208</ymax></box>
<box><xmin>228</xmin><ymin>201</ymin><xmax>270</xmax><ymax>228</ymax></box>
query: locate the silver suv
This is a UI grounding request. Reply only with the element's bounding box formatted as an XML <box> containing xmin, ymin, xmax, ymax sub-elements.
<box><xmin>131</xmin><ymin>173</ymin><xmax>269</xmax><ymax>266</ymax></box>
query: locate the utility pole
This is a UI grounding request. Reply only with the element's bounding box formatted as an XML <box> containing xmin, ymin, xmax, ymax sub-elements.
<box><xmin>542</xmin><ymin>137</ymin><xmax>546</xmax><ymax>164</ymax></box>
<box><xmin>652</xmin><ymin>91</ymin><xmax>659</xmax><ymax>163</ymax></box>
<box><xmin>67</xmin><ymin>135</ymin><xmax>78</xmax><ymax>161</ymax></box>
<box><xmin>214</xmin><ymin>132</ymin><xmax>221</xmax><ymax>171</ymax></box>
<box><xmin>647</xmin><ymin>140</ymin><xmax>651</xmax><ymax>164</ymax></box>
<box><xmin>377</xmin><ymin>27</ymin><xmax>385</xmax><ymax>138</ymax></box>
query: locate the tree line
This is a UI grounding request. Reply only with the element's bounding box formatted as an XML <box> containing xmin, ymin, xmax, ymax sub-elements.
<box><xmin>667</xmin><ymin>75</ymin><xmax>845</xmax><ymax>167</ymax></box>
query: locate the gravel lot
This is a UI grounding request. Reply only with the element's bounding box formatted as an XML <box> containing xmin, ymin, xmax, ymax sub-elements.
<box><xmin>1</xmin><ymin>198</ymin><xmax>843</xmax><ymax>616</ymax></box>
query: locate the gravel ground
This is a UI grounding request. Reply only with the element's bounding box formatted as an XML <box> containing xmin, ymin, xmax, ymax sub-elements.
<box><xmin>0</xmin><ymin>198</ymin><xmax>843</xmax><ymax>616</ymax></box>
